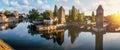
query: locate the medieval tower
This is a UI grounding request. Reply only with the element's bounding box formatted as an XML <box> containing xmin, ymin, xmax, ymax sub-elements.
<box><xmin>96</xmin><ymin>5</ymin><xmax>104</xmax><ymax>28</ymax></box>
<box><xmin>58</xmin><ymin>6</ymin><xmax>66</xmax><ymax>24</ymax></box>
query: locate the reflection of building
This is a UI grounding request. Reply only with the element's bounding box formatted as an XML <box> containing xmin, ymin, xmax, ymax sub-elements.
<box><xmin>95</xmin><ymin>33</ymin><xmax>103</xmax><ymax>50</ymax></box>
<box><xmin>96</xmin><ymin>5</ymin><xmax>104</xmax><ymax>28</ymax></box>
<box><xmin>58</xmin><ymin>6</ymin><xmax>66</xmax><ymax>24</ymax></box>
<box><xmin>28</xmin><ymin>25</ymin><xmax>65</xmax><ymax>46</ymax></box>
<box><xmin>92</xmin><ymin>32</ymin><xmax>106</xmax><ymax>50</ymax></box>
<box><xmin>0</xmin><ymin>22</ymin><xmax>18</xmax><ymax>30</ymax></box>
<box><xmin>56</xmin><ymin>31</ymin><xmax>64</xmax><ymax>45</ymax></box>
<box><xmin>41</xmin><ymin>30</ymin><xmax>64</xmax><ymax>46</ymax></box>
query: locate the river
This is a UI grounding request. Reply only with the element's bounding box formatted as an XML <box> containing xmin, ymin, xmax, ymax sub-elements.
<box><xmin>0</xmin><ymin>22</ymin><xmax>120</xmax><ymax>50</ymax></box>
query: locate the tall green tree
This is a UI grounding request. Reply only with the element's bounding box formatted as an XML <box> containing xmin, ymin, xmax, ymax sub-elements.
<box><xmin>91</xmin><ymin>11</ymin><xmax>95</xmax><ymax>22</ymax></box>
<box><xmin>41</xmin><ymin>10</ymin><xmax>53</xmax><ymax>18</ymax></box>
<box><xmin>28</xmin><ymin>8</ymin><xmax>39</xmax><ymax>20</ymax></box>
<box><xmin>68</xmin><ymin>10</ymin><xmax>72</xmax><ymax>22</ymax></box>
<box><xmin>79</xmin><ymin>13</ymin><xmax>85</xmax><ymax>23</ymax></box>
<box><xmin>53</xmin><ymin>5</ymin><xmax>58</xmax><ymax>17</ymax></box>
<box><xmin>71</xmin><ymin>6</ymin><xmax>78</xmax><ymax>21</ymax></box>
<box><xmin>4</xmin><ymin>10</ymin><xmax>11</xmax><ymax>15</ymax></box>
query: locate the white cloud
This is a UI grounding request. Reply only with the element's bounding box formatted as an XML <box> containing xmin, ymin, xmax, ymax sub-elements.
<box><xmin>37</xmin><ymin>0</ymin><xmax>43</xmax><ymax>5</ymax></box>
<box><xmin>60</xmin><ymin>0</ymin><xmax>68</xmax><ymax>2</ymax></box>
<box><xmin>9</xmin><ymin>1</ymin><xmax>20</xmax><ymax>7</ymax></box>
<box><xmin>23</xmin><ymin>0</ymin><xmax>29</xmax><ymax>5</ymax></box>
<box><xmin>2</xmin><ymin>0</ymin><xmax>9</xmax><ymax>5</ymax></box>
<box><xmin>1</xmin><ymin>0</ymin><xmax>120</xmax><ymax>15</ymax></box>
<box><xmin>18</xmin><ymin>0</ymin><xmax>29</xmax><ymax>5</ymax></box>
<box><xmin>37</xmin><ymin>0</ymin><xmax>50</xmax><ymax>10</ymax></box>
<box><xmin>55</xmin><ymin>0</ymin><xmax>68</xmax><ymax>2</ymax></box>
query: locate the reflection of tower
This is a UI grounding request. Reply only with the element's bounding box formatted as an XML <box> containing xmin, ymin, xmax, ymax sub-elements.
<box><xmin>58</xmin><ymin>6</ymin><xmax>66</xmax><ymax>24</ymax></box>
<box><xmin>92</xmin><ymin>32</ymin><xmax>106</xmax><ymax>50</ymax></box>
<box><xmin>56</xmin><ymin>31</ymin><xmax>64</xmax><ymax>46</ymax></box>
<box><xmin>39</xmin><ymin>29</ymin><xmax>65</xmax><ymax>46</ymax></box>
<box><xmin>96</xmin><ymin>5</ymin><xmax>104</xmax><ymax>28</ymax></box>
<box><xmin>95</xmin><ymin>33</ymin><xmax>103</xmax><ymax>50</ymax></box>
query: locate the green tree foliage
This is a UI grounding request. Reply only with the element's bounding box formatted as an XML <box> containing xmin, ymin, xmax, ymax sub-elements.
<box><xmin>28</xmin><ymin>8</ymin><xmax>39</xmax><ymax>20</ymax></box>
<box><xmin>4</xmin><ymin>10</ymin><xmax>11</xmax><ymax>15</ymax></box>
<box><xmin>53</xmin><ymin>5</ymin><xmax>58</xmax><ymax>17</ymax></box>
<box><xmin>68</xmin><ymin>6</ymin><xmax>78</xmax><ymax>22</ymax></box>
<box><xmin>68</xmin><ymin>6</ymin><xmax>85</xmax><ymax>23</ymax></box>
<box><xmin>37</xmin><ymin>15</ymin><xmax>43</xmax><ymax>20</ymax></box>
<box><xmin>41</xmin><ymin>10</ymin><xmax>53</xmax><ymax>18</ymax></box>
<box><xmin>78</xmin><ymin>13</ymin><xmax>81</xmax><ymax>21</ymax></box>
<box><xmin>91</xmin><ymin>11</ymin><xmax>95</xmax><ymax>22</ymax></box>
<box><xmin>79</xmin><ymin>13</ymin><xmax>85</xmax><ymax>23</ymax></box>
<box><xmin>71</xmin><ymin>6</ymin><xmax>78</xmax><ymax>21</ymax></box>
<box><xmin>68</xmin><ymin>10</ymin><xmax>72</xmax><ymax>22</ymax></box>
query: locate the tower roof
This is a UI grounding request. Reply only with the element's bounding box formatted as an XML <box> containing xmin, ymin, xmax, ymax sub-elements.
<box><xmin>58</xmin><ymin>6</ymin><xmax>65</xmax><ymax>11</ymax></box>
<box><xmin>97</xmin><ymin>5</ymin><xmax>103</xmax><ymax>10</ymax></box>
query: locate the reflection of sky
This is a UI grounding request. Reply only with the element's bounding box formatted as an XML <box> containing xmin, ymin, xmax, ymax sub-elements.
<box><xmin>62</xmin><ymin>30</ymin><xmax>95</xmax><ymax>50</ymax></box>
<box><xmin>104</xmin><ymin>33</ymin><xmax>120</xmax><ymax>50</ymax></box>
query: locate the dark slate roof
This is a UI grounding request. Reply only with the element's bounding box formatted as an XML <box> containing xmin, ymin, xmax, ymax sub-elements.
<box><xmin>97</xmin><ymin>5</ymin><xmax>103</xmax><ymax>10</ymax></box>
<box><xmin>58</xmin><ymin>6</ymin><xmax>65</xmax><ymax>11</ymax></box>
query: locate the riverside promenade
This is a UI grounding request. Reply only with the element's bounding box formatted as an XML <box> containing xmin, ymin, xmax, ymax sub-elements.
<box><xmin>0</xmin><ymin>39</ymin><xmax>12</xmax><ymax>50</ymax></box>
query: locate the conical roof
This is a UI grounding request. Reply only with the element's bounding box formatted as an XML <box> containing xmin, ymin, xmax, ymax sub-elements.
<box><xmin>97</xmin><ymin>5</ymin><xmax>103</xmax><ymax>10</ymax></box>
<box><xmin>58</xmin><ymin>6</ymin><xmax>65</xmax><ymax>11</ymax></box>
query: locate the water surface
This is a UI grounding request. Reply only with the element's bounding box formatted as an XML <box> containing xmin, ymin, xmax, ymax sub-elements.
<box><xmin>0</xmin><ymin>22</ymin><xmax>120</xmax><ymax>50</ymax></box>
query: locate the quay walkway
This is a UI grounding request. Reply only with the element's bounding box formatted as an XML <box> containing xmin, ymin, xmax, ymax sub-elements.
<box><xmin>0</xmin><ymin>39</ymin><xmax>12</xmax><ymax>50</ymax></box>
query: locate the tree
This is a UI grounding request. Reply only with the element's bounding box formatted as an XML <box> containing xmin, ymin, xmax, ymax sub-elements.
<box><xmin>68</xmin><ymin>10</ymin><xmax>72</xmax><ymax>22</ymax></box>
<box><xmin>28</xmin><ymin>8</ymin><xmax>39</xmax><ymax>20</ymax></box>
<box><xmin>71</xmin><ymin>6</ymin><xmax>78</xmax><ymax>21</ymax></box>
<box><xmin>91</xmin><ymin>11</ymin><xmax>95</xmax><ymax>22</ymax></box>
<box><xmin>68</xmin><ymin>6</ymin><xmax>79</xmax><ymax>22</ymax></box>
<box><xmin>41</xmin><ymin>10</ymin><xmax>53</xmax><ymax>18</ymax></box>
<box><xmin>4</xmin><ymin>10</ymin><xmax>11</xmax><ymax>15</ymax></box>
<box><xmin>53</xmin><ymin>5</ymin><xmax>58</xmax><ymax>17</ymax></box>
<box><xmin>79</xmin><ymin>13</ymin><xmax>85</xmax><ymax>23</ymax></box>
<box><xmin>77</xmin><ymin>12</ymin><xmax>85</xmax><ymax>24</ymax></box>
<box><xmin>37</xmin><ymin>15</ymin><xmax>43</xmax><ymax>20</ymax></box>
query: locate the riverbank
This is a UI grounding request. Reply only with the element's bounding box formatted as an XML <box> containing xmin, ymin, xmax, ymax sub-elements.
<box><xmin>0</xmin><ymin>39</ymin><xmax>13</xmax><ymax>50</ymax></box>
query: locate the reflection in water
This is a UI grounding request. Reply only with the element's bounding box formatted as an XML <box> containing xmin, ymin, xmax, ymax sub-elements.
<box><xmin>67</xmin><ymin>25</ymin><xmax>106</xmax><ymax>50</ymax></box>
<box><xmin>28</xmin><ymin>24</ymin><xmax>107</xmax><ymax>50</ymax></box>
<box><xmin>28</xmin><ymin>24</ymin><xmax>65</xmax><ymax>46</ymax></box>
<box><xmin>0</xmin><ymin>22</ymin><xmax>19</xmax><ymax>31</ymax></box>
<box><xmin>67</xmin><ymin>26</ymin><xmax>82</xmax><ymax>44</ymax></box>
<box><xmin>92</xmin><ymin>31</ymin><xmax>106</xmax><ymax>50</ymax></box>
<box><xmin>1</xmin><ymin>22</ymin><xmax>119</xmax><ymax>50</ymax></box>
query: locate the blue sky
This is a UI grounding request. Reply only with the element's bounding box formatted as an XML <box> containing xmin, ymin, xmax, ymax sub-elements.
<box><xmin>0</xmin><ymin>0</ymin><xmax>120</xmax><ymax>16</ymax></box>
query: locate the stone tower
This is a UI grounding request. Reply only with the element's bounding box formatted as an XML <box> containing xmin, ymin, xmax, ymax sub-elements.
<box><xmin>96</xmin><ymin>5</ymin><xmax>104</xmax><ymax>28</ymax></box>
<box><xmin>58</xmin><ymin>6</ymin><xmax>66</xmax><ymax>24</ymax></box>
